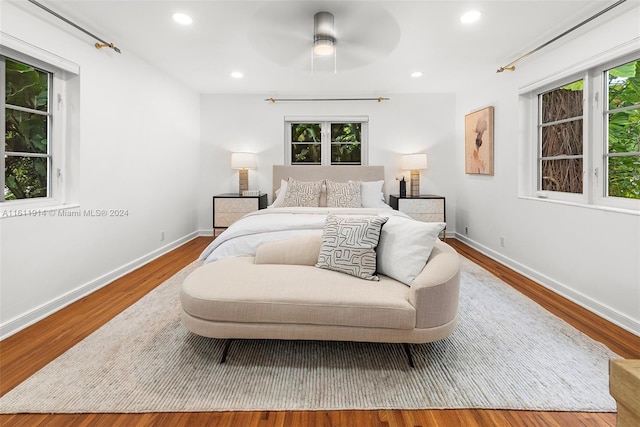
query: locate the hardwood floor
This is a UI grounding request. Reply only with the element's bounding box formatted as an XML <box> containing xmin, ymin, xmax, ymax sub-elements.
<box><xmin>1</xmin><ymin>236</ymin><xmax>637</xmax><ymax>426</ymax></box>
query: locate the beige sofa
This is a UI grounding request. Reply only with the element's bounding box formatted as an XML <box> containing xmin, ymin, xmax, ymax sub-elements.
<box><xmin>180</xmin><ymin>235</ymin><xmax>460</xmax><ymax>365</ymax></box>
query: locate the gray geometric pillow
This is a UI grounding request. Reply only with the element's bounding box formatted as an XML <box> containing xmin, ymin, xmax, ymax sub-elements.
<box><xmin>326</xmin><ymin>180</ymin><xmax>362</xmax><ymax>208</ymax></box>
<box><xmin>316</xmin><ymin>215</ymin><xmax>388</xmax><ymax>281</ymax></box>
<box><xmin>283</xmin><ymin>178</ymin><xmax>323</xmax><ymax>207</ymax></box>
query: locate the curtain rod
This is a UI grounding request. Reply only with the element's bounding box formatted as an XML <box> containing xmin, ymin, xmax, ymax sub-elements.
<box><xmin>266</xmin><ymin>97</ymin><xmax>389</xmax><ymax>103</ymax></box>
<box><xmin>496</xmin><ymin>0</ymin><xmax>626</xmax><ymax>73</ymax></box>
<box><xmin>27</xmin><ymin>0</ymin><xmax>121</xmax><ymax>54</ymax></box>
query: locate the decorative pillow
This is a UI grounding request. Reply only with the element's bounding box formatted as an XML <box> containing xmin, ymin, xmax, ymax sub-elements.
<box><xmin>283</xmin><ymin>178</ymin><xmax>323</xmax><ymax>207</ymax></box>
<box><xmin>325</xmin><ymin>180</ymin><xmax>361</xmax><ymax>208</ymax></box>
<box><xmin>352</xmin><ymin>180</ymin><xmax>388</xmax><ymax>208</ymax></box>
<box><xmin>376</xmin><ymin>216</ymin><xmax>445</xmax><ymax>286</ymax></box>
<box><xmin>268</xmin><ymin>179</ymin><xmax>288</xmax><ymax>208</ymax></box>
<box><xmin>316</xmin><ymin>215</ymin><xmax>388</xmax><ymax>281</ymax></box>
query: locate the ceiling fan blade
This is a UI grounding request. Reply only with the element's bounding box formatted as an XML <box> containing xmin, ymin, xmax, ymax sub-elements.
<box><xmin>247</xmin><ymin>2</ymin><xmax>400</xmax><ymax>70</ymax></box>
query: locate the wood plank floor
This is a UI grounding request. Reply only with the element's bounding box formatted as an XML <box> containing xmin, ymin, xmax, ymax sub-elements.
<box><xmin>1</xmin><ymin>236</ymin><xmax>638</xmax><ymax>427</ymax></box>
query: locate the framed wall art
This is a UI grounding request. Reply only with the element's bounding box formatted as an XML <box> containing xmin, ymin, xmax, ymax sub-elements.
<box><xmin>465</xmin><ymin>106</ymin><xmax>494</xmax><ymax>175</ymax></box>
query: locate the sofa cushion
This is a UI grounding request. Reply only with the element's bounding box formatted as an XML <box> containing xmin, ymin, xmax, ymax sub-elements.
<box><xmin>254</xmin><ymin>234</ymin><xmax>322</xmax><ymax>265</ymax></box>
<box><xmin>181</xmin><ymin>257</ymin><xmax>415</xmax><ymax>330</ymax></box>
<box><xmin>376</xmin><ymin>216</ymin><xmax>446</xmax><ymax>286</ymax></box>
<box><xmin>316</xmin><ymin>215</ymin><xmax>388</xmax><ymax>281</ymax></box>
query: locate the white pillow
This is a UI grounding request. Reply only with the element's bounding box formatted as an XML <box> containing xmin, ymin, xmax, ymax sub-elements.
<box><xmin>376</xmin><ymin>216</ymin><xmax>445</xmax><ymax>286</ymax></box>
<box><xmin>268</xmin><ymin>179</ymin><xmax>288</xmax><ymax>208</ymax></box>
<box><xmin>352</xmin><ymin>180</ymin><xmax>387</xmax><ymax>208</ymax></box>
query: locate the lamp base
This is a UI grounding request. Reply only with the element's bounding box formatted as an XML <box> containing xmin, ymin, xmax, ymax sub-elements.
<box><xmin>239</xmin><ymin>169</ymin><xmax>249</xmax><ymax>193</ymax></box>
<box><xmin>410</xmin><ymin>169</ymin><xmax>420</xmax><ymax>197</ymax></box>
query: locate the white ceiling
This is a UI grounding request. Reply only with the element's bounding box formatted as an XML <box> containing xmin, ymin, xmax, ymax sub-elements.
<box><xmin>33</xmin><ymin>0</ymin><xmax>622</xmax><ymax>94</ymax></box>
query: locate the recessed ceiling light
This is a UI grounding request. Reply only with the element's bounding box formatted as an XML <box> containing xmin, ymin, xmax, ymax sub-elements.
<box><xmin>231</xmin><ymin>71</ymin><xmax>243</xmax><ymax>79</ymax></box>
<box><xmin>460</xmin><ymin>10</ymin><xmax>481</xmax><ymax>24</ymax></box>
<box><xmin>410</xmin><ymin>71</ymin><xmax>423</xmax><ymax>78</ymax></box>
<box><xmin>172</xmin><ymin>12</ymin><xmax>193</xmax><ymax>25</ymax></box>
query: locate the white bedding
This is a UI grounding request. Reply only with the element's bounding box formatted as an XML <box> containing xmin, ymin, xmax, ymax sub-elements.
<box><xmin>200</xmin><ymin>207</ymin><xmax>409</xmax><ymax>264</ymax></box>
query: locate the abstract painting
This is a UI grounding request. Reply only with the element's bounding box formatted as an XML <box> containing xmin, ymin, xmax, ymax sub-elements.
<box><xmin>465</xmin><ymin>106</ymin><xmax>494</xmax><ymax>175</ymax></box>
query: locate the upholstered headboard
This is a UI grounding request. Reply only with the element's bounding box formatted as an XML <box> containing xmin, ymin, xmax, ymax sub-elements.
<box><xmin>272</xmin><ymin>165</ymin><xmax>385</xmax><ymax>199</ymax></box>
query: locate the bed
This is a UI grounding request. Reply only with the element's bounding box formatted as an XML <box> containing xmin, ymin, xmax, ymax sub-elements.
<box><xmin>181</xmin><ymin>165</ymin><xmax>460</xmax><ymax>366</ymax></box>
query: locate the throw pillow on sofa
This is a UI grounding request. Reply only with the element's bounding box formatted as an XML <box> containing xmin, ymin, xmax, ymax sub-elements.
<box><xmin>316</xmin><ymin>215</ymin><xmax>388</xmax><ymax>281</ymax></box>
<box><xmin>376</xmin><ymin>216</ymin><xmax>445</xmax><ymax>286</ymax></box>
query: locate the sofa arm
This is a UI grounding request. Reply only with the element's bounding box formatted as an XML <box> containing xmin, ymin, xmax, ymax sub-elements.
<box><xmin>409</xmin><ymin>240</ymin><xmax>460</xmax><ymax>329</ymax></box>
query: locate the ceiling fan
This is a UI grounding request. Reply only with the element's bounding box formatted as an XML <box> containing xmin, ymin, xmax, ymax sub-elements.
<box><xmin>247</xmin><ymin>3</ymin><xmax>401</xmax><ymax>72</ymax></box>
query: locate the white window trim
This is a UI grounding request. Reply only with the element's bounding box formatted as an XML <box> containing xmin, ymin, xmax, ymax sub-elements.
<box><xmin>532</xmin><ymin>73</ymin><xmax>589</xmax><ymax>205</ymax></box>
<box><xmin>592</xmin><ymin>52</ymin><xmax>640</xmax><ymax>211</ymax></box>
<box><xmin>519</xmin><ymin>42</ymin><xmax>640</xmax><ymax>214</ymax></box>
<box><xmin>284</xmin><ymin>116</ymin><xmax>369</xmax><ymax>166</ymax></box>
<box><xmin>1</xmin><ymin>33</ymin><xmax>79</xmax><ymax>215</ymax></box>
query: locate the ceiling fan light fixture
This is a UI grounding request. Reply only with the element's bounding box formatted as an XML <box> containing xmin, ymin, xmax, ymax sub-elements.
<box><xmin>313</xmin><ymin>39</ymin><xmax>335</xmax><ymax>56</ymax></box>
<box><xmin>313</xmin><ymin>11</ymin><xmax>335</xmax><ymax>56</ymax></box>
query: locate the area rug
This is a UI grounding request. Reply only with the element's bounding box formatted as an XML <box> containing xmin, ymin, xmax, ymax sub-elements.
<box><xmin>0</xmin><ymin>257</ymin><xmax>619</xmax><ymax>413</ymax></box>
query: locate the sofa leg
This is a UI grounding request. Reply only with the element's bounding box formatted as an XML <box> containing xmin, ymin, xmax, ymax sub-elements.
<box><xmin>220</xmin><ymin>339</ymin><xmax>233</xmax><ymax>364</ymax></box>
<box><xmin>403</xmin><ymin>343</ymin><xmax>415</xmax><ymax>368</ymax></box>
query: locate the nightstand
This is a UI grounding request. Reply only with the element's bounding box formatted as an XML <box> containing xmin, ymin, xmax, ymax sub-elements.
<box><xmin>213</xmin><ymin>193</ymin><xmax>268</xmax><ymax>235</ymax></box>
<box><xmin>389</xmin><ymin>194</ymin><xmax>446</xmax><ymax>239</ymax></box>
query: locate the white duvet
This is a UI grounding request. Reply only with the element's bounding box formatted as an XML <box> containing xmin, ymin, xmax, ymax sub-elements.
<box><xmin>199</xmin><ymin>207</ymin><xmax>409</xmax><ymax>264</ymax></box>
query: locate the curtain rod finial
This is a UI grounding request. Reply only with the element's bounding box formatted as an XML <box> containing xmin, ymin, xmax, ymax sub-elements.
<box><xmin>95</xmin><ymin>42</ymin><xmax>121</xmax><ymax>53</ymax></box>
<box><xmin>496</xmin><ymin>65</ymin><xmax>515</xmax><ymax>73</ymax></box>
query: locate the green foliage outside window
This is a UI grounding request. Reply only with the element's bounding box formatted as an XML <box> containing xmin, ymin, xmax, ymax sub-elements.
<box><xmin>607</xmin><ymin>60</ymin><xmax>640</xmax><ymax>199</ymax></box>
<box><xmin>291</xmin><ymin>123</ymin><xmax>321</xmax><ymax>164</ymax></box>
<box><xmin>331</xmin><ymin>123</ymin><xmax>361</xmax><ymax>164</ymax></box>
<box><xmin>4</xmin><ymin>58</ymin><xmax>50</xmax><ymax>201</ymax></box>
<box><xmin>291</xmin><ymin>122</ymin><xmax>363</xmax><ymax>165</ymax></box>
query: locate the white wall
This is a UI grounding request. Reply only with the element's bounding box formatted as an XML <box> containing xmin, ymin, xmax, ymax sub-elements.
<box><xmin>454</xmin><ymin>4</ymin><xmax>640</xmax><ymax>335</ymax></box>
<box><xmin>0</xmin><ymin>2</ymin><xmax>201</xmax><ymax>338</ymax></box>
<box><xmin>198</xmin><ymin>93</ymin><xmax>457</xmax><ymax>232</ymax></box>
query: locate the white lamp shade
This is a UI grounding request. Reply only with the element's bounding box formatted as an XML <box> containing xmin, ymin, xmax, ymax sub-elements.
<box><xmin>401</xmin><ymin>153</ymin><xmax>428</xmax><ymax>170</ymax></box>
<box><xmin>231</xmin><ymin>152</ymin><xmax>257</xmax><ymax>169</ymax></box>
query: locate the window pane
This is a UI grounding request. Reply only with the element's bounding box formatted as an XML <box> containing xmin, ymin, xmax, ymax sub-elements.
<box><xmin>4</xmin><ymin>155</ymin><xmax>48</xmax><ymax>200</ymax></box>
<box><xmin>541</xmin><ymin>81</ymin><xmax>583</xmax><ymax>123</ymax></box>
<box><xmin>331</xmin><ymin>123</ymin><xmax>361</xmax><ymax>142</ymax></box>
<box><xmin>541</xmin><ymin>120</ymin><xmax>583</xmax><ymax>157</ymax></box>
<box><xmin>331</xmin><ymin>144</ymin><xmax>361</xmax><ymax>164</ymax></box>
<box><xmin>608</xmin><ymin>110</ymin><xmax>640</xmax><ymax>153</ymax></box>
<box><xmin>331</xmin><ymin>122</ymin><xmax>361</xmax><ymax>165</ymax></box>
<box><xmin>5</xmin><ymin>58</ymin><xmax>49</xmax><ymax>112</ymax></box>
<box><xmin>541</xmin><ymin>158</ymin><xmax>583</xmax><ymax>193</ymax></box>
<box><xmin>291</xmin><ymin>123</ymin><xmax>321</xmax><ymax>164</ymax></box>
<box><xmin>291</xmin><ymin>143</ymin><xmax>321</xmax><ymax>164</ymax></box>
<box><xmin>5</xmin><ymin>108</ymin><xmax>48</xmax><ymax>154</ymax></box>
<box><xmin>608</xmin><ymin>155</ymin><xmax>640</xmax><ymax>199</ymax></box>
<box><xmin>291</xmin><ymin>123</ymin><xmax>321</xmax><ymax>143</ymax></box>
<box><xmin>608</xmin><ymin>59</ymin><xmax>640</xmax><ymax>111</ymax></box>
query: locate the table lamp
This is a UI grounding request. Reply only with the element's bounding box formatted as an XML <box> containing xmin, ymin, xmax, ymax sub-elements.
<box><xmin>401</xmin><ymin>153</ymin><xmax>428</xmax><ymax>197</ymax></box>
<box><xmin>231</xmin><ymin>152</ymin><xmax>256</xmax><ymax>194</ymax></box>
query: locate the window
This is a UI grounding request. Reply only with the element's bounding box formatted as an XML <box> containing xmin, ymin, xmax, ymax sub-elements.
<box><xmin>604</xmin><ymin>60</ymin><xmax>640</xmax><ymax>200</ymax></box>
<box><xmin>538</xmin><ymin>79</ymin><xmax>584</xmax><ymax>194</ymax></box>
<box><xmin>2</xmin><ymin>57</ymin><xmax>52</xmax><ymax>201</ymax></box>
<box><xmin>285</xmin><ymin>117</ymin><xmax>368</xmax><ymax>165</ymax></box>
<box><xmin>524</xmin><ymin>54</ymin><xmax>640</xmax><ymax>210</ymax></box>
<box><xmin>0</xmin><ymin>36</ymin><xmax>79</xmax><ymax>212</ymax></box>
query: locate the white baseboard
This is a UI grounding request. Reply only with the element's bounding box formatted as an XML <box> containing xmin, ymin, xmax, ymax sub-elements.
<box><xmin>454</xmin><ymin>233</ymin><xmax>640</xmax><ymax>338</ymax></box>
<box><xmin>198</xmin><ymin>228</ymin><xmax>214</xmax><ymax>237</ymax></box>
<box><xmin>0</xmin><ymin>231</ymin><xmax>199</xmax><ymax>341</ymax></box>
